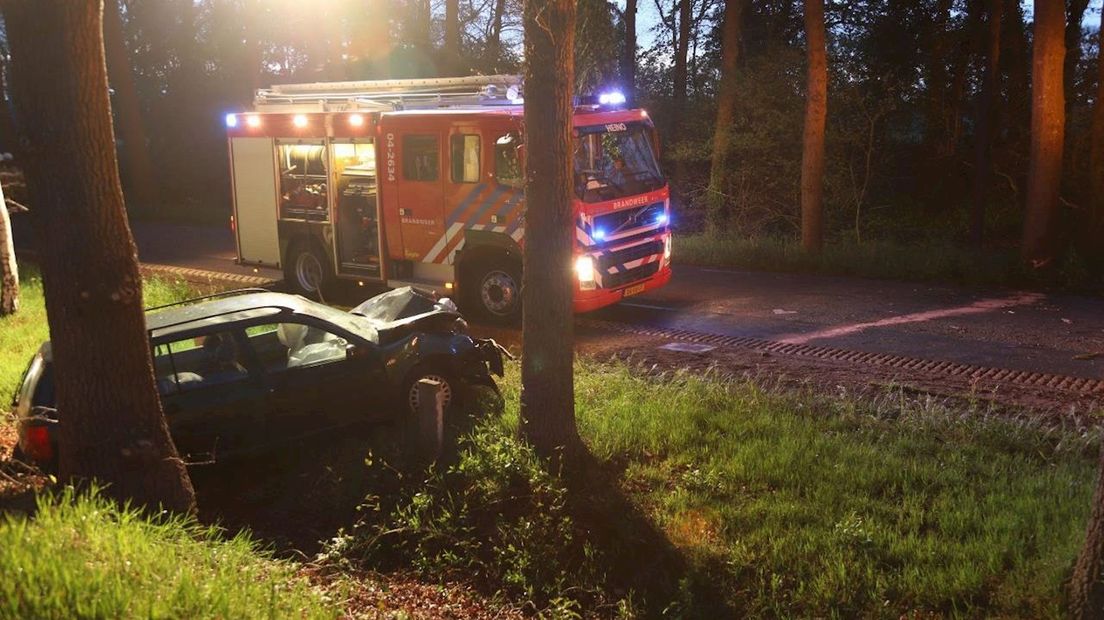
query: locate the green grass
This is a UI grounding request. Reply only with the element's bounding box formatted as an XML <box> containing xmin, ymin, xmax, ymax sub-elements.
<box><xmin>0</xmin><ymin>488</ymin><xmax>335</xmax><ymax>619</ymax></box>
<box><xmin>0</xmin><ymin>265</ymin><xmax>197</xmax><ymax>413</ymax></box>
<box><xmin>343</xmin><ymin>361</ymin><xmax>1101</xmax><ymax>617</ymax></box>
<box><xmin>674</xmin><ymin>233</ymin><xmax>1102</xmax><ymax>291</ymax></box>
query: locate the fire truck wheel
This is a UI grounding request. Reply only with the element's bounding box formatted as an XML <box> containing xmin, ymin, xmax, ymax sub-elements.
<box><xmin>465</xmin><ymin>262</ymin><xmax>522</xmax><ymax>324</ymax></box>
<box><xmin>285</xmin><ymin>242</ymin><xmax>333</xmax><ymax>298</ymax></box>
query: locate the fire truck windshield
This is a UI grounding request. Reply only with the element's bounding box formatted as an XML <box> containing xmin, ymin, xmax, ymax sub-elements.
<box><xmin>573</xmin><ymin>122</ymin><xmax>664</xmax><ymax>203</ymax></box>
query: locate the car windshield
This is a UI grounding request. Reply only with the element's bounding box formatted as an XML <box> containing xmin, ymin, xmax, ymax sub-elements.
<box><xmin>573</xmin><ymin>122</ymin><xmax>664</xmax><ymax>203</ymax></box>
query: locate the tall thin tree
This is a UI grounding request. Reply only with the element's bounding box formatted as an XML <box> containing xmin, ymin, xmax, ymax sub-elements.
<box><xmin>1021</xmin><ymin>0</ymin><xmax>1066</xmax><ymax>267</ymax></box>
<box><xmin>0</xmin><ymin>190</ymin><xmax>16</xmax><ymax>316</ymax></box>
<box><xmin>519</xmin><ymin>0</ymin><xmax>581</xmax><ymax>458</ymax></box>
<box><xmin>2</xmin><ymin>0</ymin><xmax>195</xmax><ymax>513</ymax></box>
<box><xmin>969</xmin><ymin>0</ymin><xmax>1003</xmax><ymax>245</ymax></box>
<box><xmin>103</xmin><ymin>0</ymin><xmax>156</xmax><ymax>210</ymax></box>
<box><xmin>800</xmin><ymin>0</ymin><xmax>827</xmax><ymax>253</ymax></box>
<box><xmin>445</xmin><ymin>0</ymin><xmax>462</xmax><ymax>74</ymax></box>
<box><xmin>1088</xmin><ymin>20</ymin><xmax>1104</xmax><ymax>269</ymax></box>
<box><xmin>621</xmin><ymin>0</ymin><xmax>637</xmax><ymax>100</ymax></box>
<box><xmin>705</xmin><ymin>0</ymin><xmax>744</xmax><ymax>237</ymax></box>
<box><xmin>672</xmin><ymin>0</ymin><xmax>691</xmax><ymax>119</ymax></box>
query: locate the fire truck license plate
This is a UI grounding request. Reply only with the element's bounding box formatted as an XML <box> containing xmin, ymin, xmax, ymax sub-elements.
<box><xmin>622</xmin><ymin>283</ymin><xmax>646</xmax><ymax>298</ymax></box>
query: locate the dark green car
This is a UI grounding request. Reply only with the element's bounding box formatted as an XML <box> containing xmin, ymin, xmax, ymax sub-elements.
<box><xmin>12</xmin><ymin>287</ymin><xmax>505</xmax><ymax>468</ymax></box>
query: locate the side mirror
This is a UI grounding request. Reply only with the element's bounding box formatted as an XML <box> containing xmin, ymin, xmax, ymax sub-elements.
<box><xmin>346</xmin><ymin>343</ymin><xmax>370</xmax><ymax>360</ymax></box>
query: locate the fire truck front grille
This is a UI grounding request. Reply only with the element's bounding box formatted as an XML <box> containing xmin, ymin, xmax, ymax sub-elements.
<box><xmin>598</xmin><ymin>240</ymin><xmax>664</xmax><ymax>272</ymax></box>
<box><xmin>594</xmin><ymin>202</ymin><xmax>665</xmax><ymax>237</ymax></box>
<box><xmin>604</xmin><ymin>262</ymin><xmax>660</xmax><ymax>289</ymax></box>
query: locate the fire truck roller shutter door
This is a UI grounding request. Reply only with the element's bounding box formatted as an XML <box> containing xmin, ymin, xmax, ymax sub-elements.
<box><xmin>231</xmin><ymin>137</ymin><xmax>281</xmax><ymax>266</ymax></box>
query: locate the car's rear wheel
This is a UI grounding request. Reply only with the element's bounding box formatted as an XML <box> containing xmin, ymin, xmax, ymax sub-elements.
<box><xmin>401</xmin><ymin>364</ymin><xmax>458</xmax><ymax>416</ymax></box>
<box><xmin>285</xmin><ymin>241</ymin><xmax>333</xmax><ymax>298</ymax></box>
<box><xmin>463</xmin><ymin>260</ymin><xmax>522</xmax><ymax>325</ymax></box>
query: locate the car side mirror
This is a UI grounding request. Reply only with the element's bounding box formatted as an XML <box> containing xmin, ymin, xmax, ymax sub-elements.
<box><xmin>346</xmin><ymin>343</ymin><xmax>370</xmax><ymax>360</ymax></box>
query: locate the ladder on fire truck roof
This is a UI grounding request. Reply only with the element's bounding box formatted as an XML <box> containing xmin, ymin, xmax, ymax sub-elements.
<box><xmin>253</xmin><ymin>75</ymin><xmax>524</xmax><ymax>112</ymax></box>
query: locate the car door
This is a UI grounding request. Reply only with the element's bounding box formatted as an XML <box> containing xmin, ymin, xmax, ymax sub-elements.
<box><xmin>151</xmin><ymin>328</ymin><xmax>269</xmax><ymax>463</ymax></box>
<box><xmin>240</xmin><ymin>320</ymin><xmax>387</xmax><ymax>447</ymax></box>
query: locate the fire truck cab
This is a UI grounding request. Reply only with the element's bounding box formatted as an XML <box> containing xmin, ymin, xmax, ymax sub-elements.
<box><xmin>226</xmin><ymin>75</ymin><xmax>671</xmax><ymax>322</ymax></box>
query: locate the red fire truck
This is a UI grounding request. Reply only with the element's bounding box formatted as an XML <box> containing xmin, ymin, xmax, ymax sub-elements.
<box><xmin>225</xmin><ymin>75</ymin><xmax>671</xmax><ymax>322</ymax></box>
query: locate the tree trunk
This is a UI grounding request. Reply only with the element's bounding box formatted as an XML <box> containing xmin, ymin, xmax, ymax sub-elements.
<box><xmin>924</xmin><ymin>0</ymin><xmax>953</xmax><ymax>156</ymax></box>
<box><xmin>621</xmin><ymin>0</ymin><xmax>637</xmax><ymax>100</ymax></box>
<box><xmin>705</xmin><ymin>0</ymin><xmax>744</xmax><ymax>237</ymax></box>
<box><xmin>1071</xmin><ymin>443</ymin><xmax>1104</xmax><ymax>619</ymax></box>
<box><xmin>672</xmin><ymin>0</ymin><xmax>691</xmax><ymax>119</ymax></box>
<box><xmin>800</xmin><ymin>0</ymin><xmax>827</xmax><ymax>254</ymax></box>
<box><xmin>445</xmin><ymin>0</ymin><xmax>461</xmax><ymax>75</ymax></box>
<box><xmin>102</xmin><ymin>0</ymin><xmax>156</xmax><ymax>209</ymax></box>
<box><xmin>1083</xmin><ymin>20</ymin><xmax>1104</xmax><ymax>272</ymax></box>
<box><xmin>969</xmin><ymin>0</ymin><xmax>1003</xmax><ymax>245</ymax></box>
<box><xmin>487</xmin><ymin>0</ymin><xmax>507</xmax><ymax>68</ymax></box>
<box><xmin>2</xmin><ymin>0</ymin><xmax>195</xmax><ymax>514</ymax></box>
<box><xmin>0</xmin><ymin>193</ymin><xmax>17</xmax><ymax>316</ymax></box>
<box><xmin>1064</xmin><ymin>0</ymin><xmax>1089</xmax><ymax>109</ymax></box>
<box><xmin>519</xmin><ymin>0</ymin><xmax>581</xmax><ymax>459</ymax></box>
<box><xmin>1021</xmin><ymin>0</ymin><xmax>1065</xmax><ymax>267</ymax></box>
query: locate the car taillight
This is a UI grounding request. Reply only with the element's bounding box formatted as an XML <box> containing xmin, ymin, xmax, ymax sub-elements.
<box><xmin>23</xmin><ymin>425</ymin><xmax>54</xmax><ymax>463</ymax></box>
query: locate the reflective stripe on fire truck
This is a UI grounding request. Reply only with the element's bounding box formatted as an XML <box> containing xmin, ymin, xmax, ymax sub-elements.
<box><xmin>423</xmin><ymin>185</ymin><xmax>524</xmax><ymax>264</ymax></box>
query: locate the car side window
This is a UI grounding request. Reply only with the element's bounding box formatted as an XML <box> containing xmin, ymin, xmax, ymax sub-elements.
<box><xmin>450</xmin><ymin>134</ymin><xmax>480</xmax><ymax>183</ymax></box>
<box><xmin>153</xmin><ymin>330</ymin><xmax>250</xmax><ymax>395</ymax></box>
<box><xmin>245</xmin><ymin>322</ymin><xmax>349</xmax><ymax>374</ymax></box>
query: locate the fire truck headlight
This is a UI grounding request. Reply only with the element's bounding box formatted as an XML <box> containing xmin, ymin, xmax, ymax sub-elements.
<box><xmin>575</xmin><ymin>255</ymin><xmax>596</xmax><ymax>289</ymax></box>
<box><xmin>225</xmin><ymin>113</ymin><xmax>237</xmax><ymax>128</ymax></box>
<box><xmin>663</xmin><ymin>236</ymin><xmax>672</xmax><ymax>266</ymax></box>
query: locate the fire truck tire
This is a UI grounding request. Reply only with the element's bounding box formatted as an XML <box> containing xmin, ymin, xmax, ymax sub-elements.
<box><xmin>463</xmin><ymin>260</ymin><xmax>522</xmax><ymax>325</ymax></box>
<box><xmin>285</xmin><ymin>241</ymin><xmax>334</xmax><ymax>299</ymax></box>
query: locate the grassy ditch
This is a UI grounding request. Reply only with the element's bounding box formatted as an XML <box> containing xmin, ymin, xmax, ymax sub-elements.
<box><xmin>331</xmin><ymin>362</ymin><xmax>1101</xmax><ymax>617</ymax></box>
<box><xmin>0</xmin><ymin>489</ymin><xmax>335</xmax><ymax>619</ymax></box>
<box><xmin>0</xmin><ymin>265</ymin><xmax>196</xmax><ymax>415</ymax></box>
<box><xmin>674</xmin><ymin>234</ymin><xmax>1102</xmax><ymax>292</ymax></box>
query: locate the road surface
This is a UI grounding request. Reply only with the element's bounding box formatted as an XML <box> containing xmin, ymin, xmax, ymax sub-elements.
<box><xmin>14</xmin><ymin>218</ymin><xmax>1104</xmax><ymax>381</ymax></box>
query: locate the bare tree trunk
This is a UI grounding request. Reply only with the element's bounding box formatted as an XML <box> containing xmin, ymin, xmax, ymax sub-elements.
<box><xmin>487</xmin><ymin>0</ymin><xmax>507</xmax><ymax>69</ymax></box>
<box><xmin>969</xmin><ymin>0</ymin><xmax>1003</xmax><ymax>245</ymax></box>
<box><xmin>0</xmin><ymin>194</ymin><xmax>17</xmax><ymax>316</ymax></box>
<box><xmin>705</xmin><ymin>0</ymin><xmax>744</xmax><ymax>237</ymax></box>
<box><xmin>519</xmin><ymin>0</ymin><xmax>581</xmax><ymax>459</ymax></box>
<box><xmin>1021</xmin><ymin>0</ymin><xmax>1066</xmax><ymax>267</ymax></box>
<box><xmin>621</xmin><ymin>0</ymin><xmax>637</xmax><ymax>100</ymax></box>
<box><xmin>2</xmin><ymin>0</ymin><xmax>195</xmax><ymax>513</ymax></box>
<box><xmin>445</xmin><ymin>0</ymin><xmax>461</xmax><ymax>75</ymax></box>
<box><xmin>1071</xmin><ymin>443</ymin><xmax>1104</xmax><ymax>619</ymax></box>
<box><xmin>924</xmin><ymin>0</ymin><xmax>953</xmax><ymax>156</ymax></box>
<box><xmin>1082</xmin><ymin>20</ymin><xmax>1104</xmax><ymax>273</ymax></box>
<box><xmin>1064</xmin><ymin>0</ymin><xmax>1089</xmax><ymax>110</ymax></box>
<box><xmin>672</xmin><ymin>0</ymin><xmax>690</xmax><ymax>118</ymax></box>
<box><xmin>800</xmin><ymin>0</ymin><xmax>827</xmax><ymax>254</ymax></box>
<box><xmin>102</xmin><ymin>0</ymin><xmax>155</xmax><ymax>209</ymax></box>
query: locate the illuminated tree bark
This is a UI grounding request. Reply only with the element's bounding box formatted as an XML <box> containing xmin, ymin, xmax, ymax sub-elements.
<box><xmin>2</xmin><ymin>0</ymin><xmax>195</xmax><ymax>513</ymax></box>
<box><xmin>519</xmin><ymin>0</ymin><xmax>581</xmax><ymax>459</ymax></box>
<box><xmin>800</xmin><ymin>0</ymin><xmax>827</xmax><ymax>254</ymax></box>
<box><xmin>0</xmin><ymin>191</ymin><xmax>16</xmax><ymax>316</ymax></box>
<box><xmin>969</xmin><ymin>0</ymin><xmax>1002</xmax><ymax>245</ymax></box>
<box><xmin>1072</xmin><ymin>442</ymin><xmax>1104</xmax><ymax>618</ymax></box>
<box><xmin>1021</xmin><ymin>0</ymin><xmax>1065</xmax><ymax>267</ymax></box>
<box><xmin>705</xmin><ymin>0</ymin><xmax>744</xmax><ymax>237</ymax></box>
<box><xmin>1089</xmin><ymin>18</ymin><xmax>1104</xmax><ymax>269</ymax></box>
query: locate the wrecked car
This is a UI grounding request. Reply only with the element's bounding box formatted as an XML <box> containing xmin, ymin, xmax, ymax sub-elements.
<box><xmin>11</xmin><ymin>287</ymin><xmax>507</xmax><ymax>468</ymax></box>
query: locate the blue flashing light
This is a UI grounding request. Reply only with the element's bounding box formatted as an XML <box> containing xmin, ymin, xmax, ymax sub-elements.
<box><xmin>598</xmin><ymin>91</ymin><xmax>627</xmax><ymax>106</ymax></box>
<box><xmin>655</xmin><ymin>213</ymin><xmax>669</xmax><ymax>226</ymax></box>
<box><xmin>593</xmin><ymin>228</ymin><xmax>607</xmax><ymax>241</ymax></box>
<box><xmin>225</xmin><ymin>113</ymin><xmax>238</xmax><ymax>128</ymax></box>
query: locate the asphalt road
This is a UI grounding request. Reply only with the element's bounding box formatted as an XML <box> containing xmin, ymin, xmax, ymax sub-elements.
<box><xmin>15</xmin><ymin>217</ymin><xmax>1104</xmax><ymax>380</ymax></box>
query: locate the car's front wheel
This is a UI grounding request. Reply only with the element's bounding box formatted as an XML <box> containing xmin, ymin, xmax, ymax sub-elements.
<box><xmin>401</xmin><ymin>364</ymin><xmax>458</xmax><ymax>416</ymax></box>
